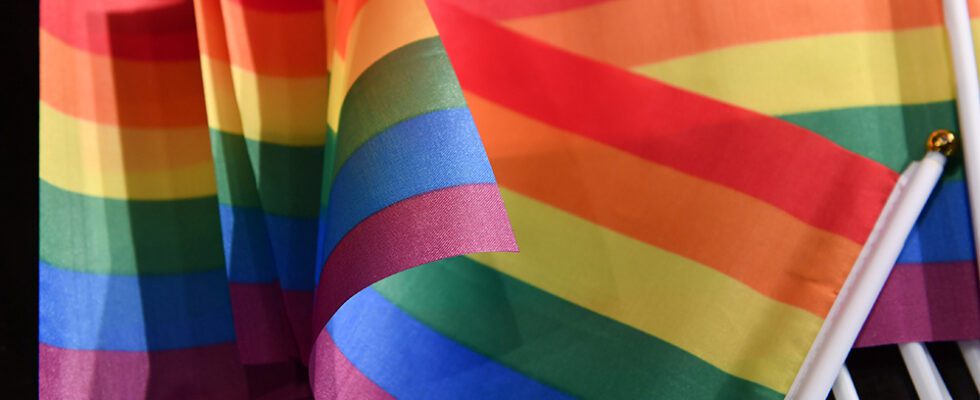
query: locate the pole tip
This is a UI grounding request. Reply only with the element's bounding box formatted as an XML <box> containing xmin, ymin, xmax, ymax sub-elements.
<box><xmin>926</xmin><ymin>129</ymin><xmax>957</xmax><ymax>156</ymax></box>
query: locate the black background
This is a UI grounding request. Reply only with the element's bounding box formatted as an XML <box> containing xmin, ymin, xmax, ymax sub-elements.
<box><xmin>2</xmin><ymin>1</ymin><xmax>979</xmax><ymax>398</ymax></box>
<box><xmin>2</xmin><ymin>0</ymin><xmax>41</xmax><ymax>398</ymax></box>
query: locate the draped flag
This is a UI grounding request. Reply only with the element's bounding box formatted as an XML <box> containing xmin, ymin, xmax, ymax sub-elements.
<box><xmin>37</xmin><ymin>0</ymin><xmax>980</xmax><ymax>399</ymax></box>
<box><xmin>39</xmin><ymin>0</ymin><xmax>515</xmax><ymax>398</ymax></box>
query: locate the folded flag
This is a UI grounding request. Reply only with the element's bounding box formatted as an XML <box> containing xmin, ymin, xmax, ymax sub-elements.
<box><xmin>317</xmin><ymin>0</ymin><xmax>974</xmax><ymax>398</ymax></box>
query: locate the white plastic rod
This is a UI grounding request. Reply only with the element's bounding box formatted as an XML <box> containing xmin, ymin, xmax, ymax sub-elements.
<box><xmin>788</xmin><ymin>153</ymin><xmax>947</xmax><ymax>400</ymax></box>
<box><xmin>899</xmin><ymin>342</ymin><xmax>953</xmax><ymax>400</ymax></box>
<box><xmin>958</xmin><ymin>340</ymin><xmax>980</xmax><ymax>393</ymax></box>
<box><xmin>943</xmin><ymin>1</ymin><xmax>980</xmax><ymax>224</ymax></box>
<box><xmin>831</xmin><ymin>366</ymin><xmax>860</xmax><ymax>400</ymax></box>
<box><xmin>942</xmin><ymin>0</ymin><xmax>980</xmax><ymax>387</ymax></box>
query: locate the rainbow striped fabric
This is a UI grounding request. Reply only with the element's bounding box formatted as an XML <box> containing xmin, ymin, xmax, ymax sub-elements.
<box><xmin>39</xmin><ymin>0</ymin><xmax>514</xmax><ymax>398</ymax></box>
<box><xmin>39</xmin><ymin>0</ymin><xmax>250</xmax><ymax>397</ymax></box>
<box><xmin>38</xmin><ymin>0</ymin><xmax>980</xmax><ymax>398</ymax></box>
<box><xmin>315</xmin><ymin>0</ymin><xmax>977</xmax><ymax>398</ymax></box>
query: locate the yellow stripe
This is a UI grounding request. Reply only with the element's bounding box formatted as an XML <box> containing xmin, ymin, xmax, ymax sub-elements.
<box><xmin>632</xmin><ymin>26</ymin><xmax>958</xmax><ymax>115</ymax></box>
<box><xmin>200</xmin><ymin>56</ymin><xmax>243</xmax><ymax>135</ymax></box>
<box><xmin>230</xmin><ymin>65</ymin><xmax>328</xmax><ymax>146</ymax></box>
<box><xmin>470</xmin><ymin>189</ymin><xmax>823</xmax><ymax>393</ymax></box>
<box><xmin>39</xmin><ymin>102</ymin><xmax>216</xmax><ymax>200</ymax></box>
<box><xmin>326</xmin><ymin>0</ymin><xmax>438</xmax><ymax>129</ymax></box>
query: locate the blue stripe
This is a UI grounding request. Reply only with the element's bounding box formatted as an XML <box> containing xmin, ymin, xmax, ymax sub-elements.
<box><xmin>219</xmin><ymin>205</ymin><xmax>277</xmax><ymax>283</ymax></box>
<box><xmin>219</xmin><ymin>205</ymin><xmax>318</xmax><ymax>290</ymax></box>
<box><xmin>316</xmin><ymin>108</ymin><xmax>496</xmax><ymax>281</ymax></box>
<box><xmin>898</xmin><ymin>179</ymin><xmax>976</xmax><ymax>264</ymax></box>
<box><xmin>315</xmin><ymin>212</ymin><xmax>331</xmax><ymax>271</ymax></box>
<box><xmin>39</xmin><ymin>263</ymin><xmax>235</xmax><ymax>351</ymax></box>
<box><xmin>327</xmin><ymin>287</ymin><xmax>571</xmax><ymax>400</ymax></box>
<box><xmin>266</xmin><ymin>213</ymin><xmax>318</xmax><ymax>291</ymax></box>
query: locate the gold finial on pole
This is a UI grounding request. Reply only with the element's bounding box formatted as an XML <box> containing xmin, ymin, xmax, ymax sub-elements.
<box><xmin>927</xmin><ymin>129</ymin><xmax>957</xmax><ymax>156</ymax></box>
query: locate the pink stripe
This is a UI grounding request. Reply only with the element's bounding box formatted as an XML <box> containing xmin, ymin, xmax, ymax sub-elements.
<box><xmin>855</xmin><ymin>261</ymin><xmax>980</xmax><ymax>347</ymax></box>
<box><xmin>309</xmin><ymin>331</ymin><xmax>394</xmax><ymax>400</ymax></box>
<box><xmin>39</xmin><ymin>343</ymin><xmax>248</xmax><ymax>400</ymax></box>
<box><xmin>228</xmin><ymin>282</ymin><xmax>297</xmax><ymax>364</ymax></box>
<box><xmin>311</xmin><ymin>183</ymin><xmax>517</xmax><ymax>334</ymax></box>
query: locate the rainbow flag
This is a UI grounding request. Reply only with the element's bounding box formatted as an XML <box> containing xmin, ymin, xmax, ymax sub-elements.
<box><xmin>39</xmin><ymin>0</ymin><xmax>514</xmax><ymax>398</ymax></box>
<box><xmin>313</xmin><ymin>0</ymin><xmax>977</xmax><ymax>398</ymax></box>
<box><xmin>38</xmin><ymin>0</ymin><xmax>248</xmax><ymax>396</ymax></box>
<box><xmin>38</xmin><ymin>0</ymin><xmax>980</xmax><ymax>398</ymax></box>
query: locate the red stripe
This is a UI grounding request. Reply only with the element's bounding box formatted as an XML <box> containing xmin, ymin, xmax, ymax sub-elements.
<box><xmin>225</xmin><ymin>0</ymin><xmax>323</xmax><ymax>12</ymax></box>
<box><xmin>228</xmin><ymin>282</ymin><xmax>298</xmax><ymax>364</ymax></box>
<box><xmin>309</xmin><ymin>330</ymin><xmax>395</xmax><ymax>399</ymax></box>
<box><xmin>39</xmin><ymin>343</ymin><xmax>248</xmax><ymax>400</ymax></box>
<box><xmin>433</xmin><ymin>0</ymin><xmax>615</xmax><ymax>20</ymax></box>
<box><xmin>855</xmin><ymin>261</ymin><xmax>980</xmax><ymax>347</ymax></box>
<box><xmin>428</xmin><ymin>0</ymin><xmax>898</xmax><ymax>244</ymax></box>
<box><xmin>39</xmin><ymin>0</ymin><xmax>200</xmax><ymax>61</ymax></box>
<box><xmin>311</xmin><ymin>183</ymin><xmax>517</xmax><ymax>334</ymax></box>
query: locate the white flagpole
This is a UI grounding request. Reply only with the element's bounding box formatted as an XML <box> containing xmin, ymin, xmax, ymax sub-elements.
<box><xmin>898</xmin><ymin>342</ymin><xmax>953</xmax><ymax>399</ymax></box>
<box><xmin>958</xmin><ymin>340</ymin><xmax>980</xmax><ymax>392</ymax></box>
<box><xmin>831</xmin><ymin>366</ymin><xmax>860</xmax><ymax>400</ymax></box>
<box><xmin>942</xmin><ymin>0</ymin><xmax>980</xmax><ymax>389</ymax></box>
<box><xmin>788</xmin><ymin>136</ymin><xmax>951</xmax><ymax>399</ymax></box>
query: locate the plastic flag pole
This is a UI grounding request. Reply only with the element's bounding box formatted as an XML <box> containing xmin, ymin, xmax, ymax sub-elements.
<box><xmin>787</xmin><ymin>132</ymin><xmax>953</xmax><ymax>400</ymax></box>
<box><xmin>942</xmin><ymin>0</ymin><xmax>980</xmax><ymax>390</ymax></box>
<box><xmin>958</xmin><ymin>340</ymin><xmax>980</xmax><ymax>393</ymax></box>
<box><xmin>898</xmin><ymin>342</ymin><xmax>953</xmax><ymax>399</ymax></box>
<box><xmin>831</xmin><ymin>366</ymin><xmax>860</xmax><ymax>400</ymax></box>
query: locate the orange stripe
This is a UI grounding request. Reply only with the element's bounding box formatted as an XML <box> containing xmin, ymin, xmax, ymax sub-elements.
<box><xmin>326</xmin><ymin>0</ymin><xmax>337</xmax><ymax>70</ymax></box>
<box><xmin>193</xmin><ymin>0</ymin><xmax>231</xmax><ymax>63</ymax></box>
<box><xmin>503</xmin><ymin>0</ymin><xmax>980</xmax><ymax>66</ymax></box>
<box><xmin>332</xmin><ymin>0</ymin><xmax>370</xmax><ymax>58</ymax></box>
<box><xmin>341</xmin><ymin>0</ymin><xmax>437</xmax><ymax>90</ymax></box>
<box><xmin>221</xmin><ymin>0</ymin><xmax>327</xmax><ymax>77</ymax></box>
<box><xmin>39</xmin><ymin>30</ymin><xmax>207</xmax><ymax>128</ymax></box>
<box><xmin>466</xmin><ymin>92</ymin><xmax>862</xmax><ymax>317</ymax></box>
<box><xmin>326</xmin><ymin>0</ymin><xmax>438</xmax><ymax>128</ymax></box>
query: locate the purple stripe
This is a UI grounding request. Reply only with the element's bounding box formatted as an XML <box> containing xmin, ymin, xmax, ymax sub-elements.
<box><xmin>309</xmin><ymin>331</ymin><xmax>395</xmax><ymax>400</ymax></box>
<box><xmin>227</xmin><ymin>282</ymin><xmax>297</xmax><ymax>364</ymax></box>
<box><xmin>856</xmin><ymin>261</ymin><xmax>980</xmax><ymax>347</ymax></box>
<box><xmin>283</xmin><ymin>289</ymin><xmax>315</xmax><ymax>364</ymax></box>
<box><xmin>311</xmin><ymin>183</ymin><xmax>517</xmax><ymax>334</ymax></box>
<box><xmin>39</xmin><ymin>343</ymin><xmax>248</xmax><ymax>400</ymax></box>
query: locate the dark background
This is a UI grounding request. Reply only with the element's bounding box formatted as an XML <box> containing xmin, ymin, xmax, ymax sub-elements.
<box><xmin>2</xmin><ymin>1</ymin><xmax>979</xmax><ymax>398</ymax></box>
<box><xmin>2</xmin><ymin>0</ymin><xmax>41</xmax><ymax>398</ymax></box>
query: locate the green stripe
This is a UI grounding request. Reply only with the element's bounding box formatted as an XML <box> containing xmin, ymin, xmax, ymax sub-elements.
<box><xmin>372</xmin><ymin>257</ymin><xmax>783</xmax><ymax>399</ymax></box>
<box><xmin>779</xmin><ymin>101</ymin><xmax>965</xmax><ymax>179</ymax></box>
<box><xmin>39</xmin><ymin>180</ymin><xmax>224</xmax><ymax>275</ymax></box>
<box><xmin>210</xmin><ymin>129</ymin><xmax>324</xmax><ymax>218</ymax></box>
<box><xmin>333</xmin><ymin>37</ymin><xmax>467</xmax><ymax>172</ymax></box>
<box><xmin>321</xmin><ymin>126</ymin><xmax>337</xmax><ymax>208</ymax></box>
<box><xmin>210</xmin><ymin>129</ymin><xmax>261</xmax><ymax>208</ymax></box>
